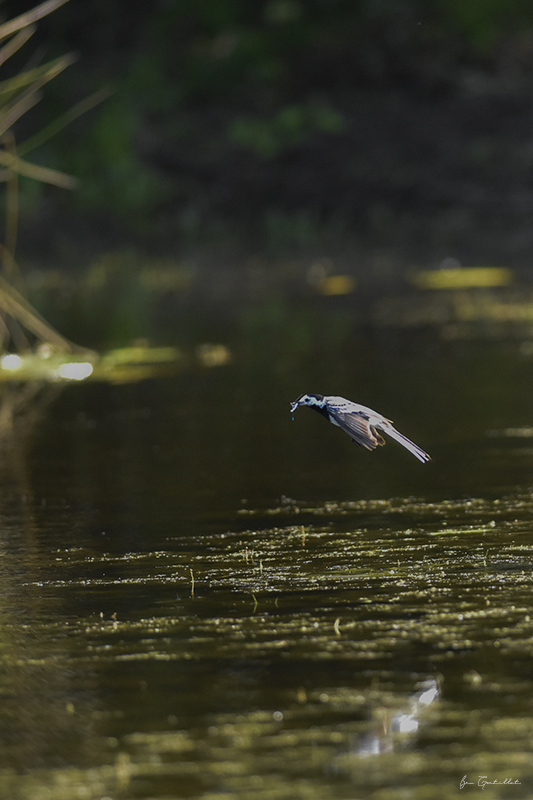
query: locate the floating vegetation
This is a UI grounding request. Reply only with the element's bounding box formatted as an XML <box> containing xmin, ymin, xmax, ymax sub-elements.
<box><xmin>195</xmin><ymin>342</ymin><xmax>231</xmax><ymax>368</ymax></box>
<box><xmin>373</xmin><ymin>285</ymin><xmax>533</xmax><ymax>338</ymax></box>
<box><xmin>0</xmin><ymin>344</ymin><xmax>186</xmax><ymax>383</ymax></box>
<box><xmin>4</xmin><ymin>490</ymin><xmax>533</xmax><ymax>799</ymax></box>
<box><xmin>411</xmin><ymin>266</ymin><xmax>514</xmax><ymax>290</ymax></box>
<box><xmin>315</xmin><ymin>274</ymin><xmax>356</xmax><ymax>296</ymax></box>
<box><xmin>20</xmin><ymin>494</ymin><xmax>533</xmax><ymax>660</ymax></box>
<box><xmin>0</xmin><ymin>344</ymin><xmax>231</xmax><ymax>383</ymax></box>
<box><xmin>0</xmin><ymin>342</ymin><xmax>234</xmax><ymax>383</ymax></box>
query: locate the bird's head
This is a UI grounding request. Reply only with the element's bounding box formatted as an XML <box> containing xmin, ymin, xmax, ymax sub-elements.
<box><xmin>290</xmin><ymin>393</ymin><xmax>325</xmax><ymax>414</ymax></box>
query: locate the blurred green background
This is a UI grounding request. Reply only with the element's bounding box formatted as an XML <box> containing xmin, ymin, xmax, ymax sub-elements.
<box><xmin>7</xmin><ymin>0</ymin><xmax>533</xmax><ymax>269</ymax></box>
<box><xmin>0</xmin><ymin>0</ymin><xmax>532</xmax><ymax>355</ymax></box>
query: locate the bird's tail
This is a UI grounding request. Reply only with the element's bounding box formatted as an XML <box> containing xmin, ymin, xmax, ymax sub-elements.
<box><xmin>384</xmin><ymin>425</ymin><xmax>431</xmax><ymax>463</ymax></box>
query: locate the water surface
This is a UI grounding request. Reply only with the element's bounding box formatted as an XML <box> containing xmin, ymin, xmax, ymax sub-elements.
<box><xmin>1</xmin><ymin>327</ymin><xmax>533</xmax><ymax>799</ymax></box>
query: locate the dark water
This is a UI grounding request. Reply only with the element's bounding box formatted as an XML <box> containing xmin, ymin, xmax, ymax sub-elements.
<box><xmin>1</xmin><ymin>325</ymin><xmax>533</xmax><ymax>799</ymax></box>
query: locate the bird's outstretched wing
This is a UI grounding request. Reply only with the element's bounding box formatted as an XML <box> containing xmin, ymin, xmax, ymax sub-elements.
<box><xmin>326</xmin><ymin>397</ymin><xmax>431</xmax><ymax>462</ymax></box>
<box><xmin>328</xmin><ymin>408</ymin><xmax>386</xmax><ymax>451</ymax></box>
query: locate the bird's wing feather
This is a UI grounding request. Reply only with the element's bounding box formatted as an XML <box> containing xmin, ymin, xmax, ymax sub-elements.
<box><xmin>329</xmin><ymin>409</ymin><xmax>385</xmax><ymax>450</ymax></box>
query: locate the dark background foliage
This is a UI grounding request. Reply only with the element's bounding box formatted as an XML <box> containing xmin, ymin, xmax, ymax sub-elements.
<box><xmin>6</xmin><ymin>0</ymin><xmax>533</xmax><ymax>270</ymax></box>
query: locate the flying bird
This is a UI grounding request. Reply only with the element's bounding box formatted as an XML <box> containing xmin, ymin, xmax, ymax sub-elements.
<box><xmin>290</xmin><ymin>393</ymin><xmax>430</xmax><ymax>463</ymax></box>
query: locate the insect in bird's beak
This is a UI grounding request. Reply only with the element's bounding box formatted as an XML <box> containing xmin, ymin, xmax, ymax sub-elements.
<box><xmin>290</xmin><ymin>397</ymin><xmax>302</xmax><ymax>418</ymax></box>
